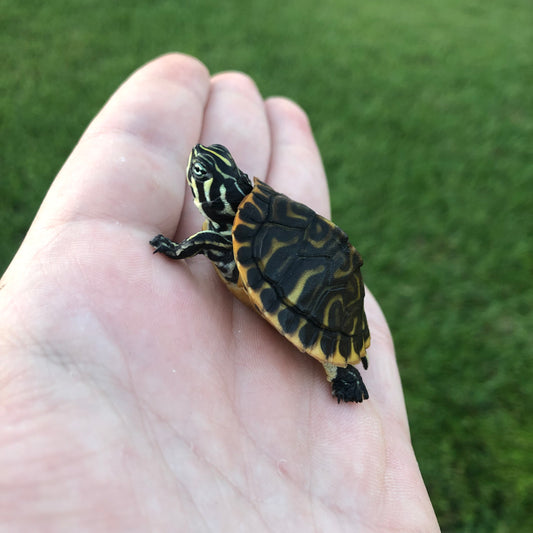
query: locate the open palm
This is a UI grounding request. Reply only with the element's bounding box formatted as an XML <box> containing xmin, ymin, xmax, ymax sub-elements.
<box><xmin>0</xmin><ymin>54</ymin><xmax>438</xmax><ymax>531</ymax></box>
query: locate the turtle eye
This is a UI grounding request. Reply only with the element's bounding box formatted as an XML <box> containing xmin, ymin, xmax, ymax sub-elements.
<box><xmin>192</xmin><ymin>162</ymin><xmax>207</xmax><ymax>178</ymax></box>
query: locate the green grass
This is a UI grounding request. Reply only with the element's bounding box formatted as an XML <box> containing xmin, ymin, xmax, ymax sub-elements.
<box><xmin>2</xmin><ymin>0</ymin><xmax>532</xmax><ymax>530</ymax></box>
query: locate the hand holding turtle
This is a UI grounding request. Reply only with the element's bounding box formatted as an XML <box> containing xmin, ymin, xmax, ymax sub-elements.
<box><xmin>0</xmin><ymin>54</ymin><xmax>439</xmax><ymax>531</ymax></box>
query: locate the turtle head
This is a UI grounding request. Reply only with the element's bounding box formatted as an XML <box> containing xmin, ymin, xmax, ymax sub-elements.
<box><xmin>187</xmin><ymin>144</ymin><xmax>253</xmax><ymax>233</ymax></box>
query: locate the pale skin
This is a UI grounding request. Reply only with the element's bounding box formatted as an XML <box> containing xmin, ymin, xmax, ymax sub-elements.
<box><xmin>0</xmin><ymin>54</ymin><xmax>440</xmax><ymax>532</ymax></box>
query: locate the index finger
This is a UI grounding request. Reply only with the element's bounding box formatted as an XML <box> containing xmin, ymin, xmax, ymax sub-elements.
<box><xmin>33</xmin><ymin>54</ymin><xmax>211</xmax><ymax>234</ymax></box>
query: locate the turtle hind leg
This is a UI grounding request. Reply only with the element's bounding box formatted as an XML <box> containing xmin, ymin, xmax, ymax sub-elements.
<box><xmin>322</xmin><ymin>362</ymin><xmax>369</xmax><ymax>404</ymax></box>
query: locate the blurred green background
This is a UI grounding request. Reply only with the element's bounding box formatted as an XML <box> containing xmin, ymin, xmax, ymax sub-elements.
<box><xmin>2</xmin><ymin>0</ymin><xmax>532</xmax><ymax>530</ymax></box>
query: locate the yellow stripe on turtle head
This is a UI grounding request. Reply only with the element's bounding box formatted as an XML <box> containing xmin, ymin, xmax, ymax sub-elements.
<box><xmin>201</xmin><ymin>145</ymin><xmax>233</xmax><ymax>167</ymax></box>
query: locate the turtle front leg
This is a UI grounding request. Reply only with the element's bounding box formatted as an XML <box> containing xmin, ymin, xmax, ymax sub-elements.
<box><xmin>322</xmin><ymin>362</ymin><xmax>369</xmax><ymax>403</ymax></box>
<box><xmin>150</xmin><ymin>231</ymin><xmax>226</xmax><ymax>259</ymax></box>
<box><xmin>150</xmin><ymin>231</ymin><xmax>238</xmax><ymax>283</ymax></box>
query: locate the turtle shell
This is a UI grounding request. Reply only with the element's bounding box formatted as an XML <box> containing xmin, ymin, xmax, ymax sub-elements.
<box><xmin>232</xmin><ymin>178</ymin><xmax>370</xmax><ymax>367</ymax></box>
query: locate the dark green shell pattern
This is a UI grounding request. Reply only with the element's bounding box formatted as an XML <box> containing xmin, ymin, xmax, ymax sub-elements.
<box><xmin>233</xmin><ymin>179</ymin><xmax>370</xmax><ymax>367</ymax></box>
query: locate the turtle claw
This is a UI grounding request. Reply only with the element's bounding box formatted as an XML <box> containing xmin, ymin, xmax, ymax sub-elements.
<box><xmin>149</xmin><ymin>234</ymin><xmax>165</xmax><ymax>248</ymax></box>
<box><xmin>150</xmin><ymin>234</ymin><xmax>175</xmax><ymax>256</ymax></box>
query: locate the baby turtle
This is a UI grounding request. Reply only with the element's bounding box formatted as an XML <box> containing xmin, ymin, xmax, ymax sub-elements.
<box><xmin>150</xmin><ymin>144</ymin><xmax>370</xmax><ymax>403</ymax></box>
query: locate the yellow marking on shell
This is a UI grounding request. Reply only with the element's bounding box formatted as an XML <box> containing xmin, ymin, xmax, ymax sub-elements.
<box><xmin>256</xmin><ymin>235</ymin><xmax>300</xmax><ymax>272</ymax></box>
<box><xmin>320</xmin><ymin>293</ymin><xmax>348</xmax><ymax>331</ymax></box>
<box><xmin>240</xmin><ymin>194</ymin><xmax>263</xmax><ymax>214</ymax></box>
<box><xmin>285</xmin><ymin>202</ymin><xmax>310</xmax><ymax>223</ymax></box>
<box><xmin>364</xmin><ymin>333</ymin><xmax>371</xmax><ymax>350</ymax></box>
<box><xmin>232</xmin><ymin>233</ymin><xmax>248</xmax><ymax>256</ymax></box>
<box><xmin>311</xmin><ymin>328</ymin><xmax>367</xmax><ymax>367</ymax></box>
<box><xmin>284</xmin><ymin>264</ymin><xmax>325</xmax><ymax>307</ymax></box>
<box><xmin>305</xmin><ymin>218</ymin><xmax>332</xmax><ymax>248</ymax></box>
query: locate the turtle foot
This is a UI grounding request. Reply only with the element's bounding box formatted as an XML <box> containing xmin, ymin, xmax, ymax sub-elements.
<box><xmin>330</xmin><ymin>365</ymin><xmax>369</xmax><ymax>403</ymax></box>
<box><xmin>150</xmin><ymin>234</ymin><xmax>179</xmax><ymax>257</ymax></box>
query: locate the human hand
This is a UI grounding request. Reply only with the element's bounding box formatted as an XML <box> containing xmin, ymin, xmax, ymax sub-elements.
<box><xmin>0</xmin><ymin>54</ymin><xmax>439</xmax><ymax>531</ymax></box>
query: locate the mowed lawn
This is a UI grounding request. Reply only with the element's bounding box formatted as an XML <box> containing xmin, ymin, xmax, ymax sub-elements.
<box><xmin>2</xmin><ymin>1</ymin><xmax>532</xmax><ymax>530</ymax></box>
